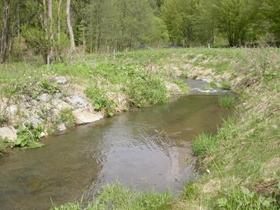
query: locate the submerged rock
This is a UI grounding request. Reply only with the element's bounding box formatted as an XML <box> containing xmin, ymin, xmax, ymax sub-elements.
<box><xmin>0</xmin><ymin>127</ymin><xmax>17</xmax><ymax>142</ymax></box>
<box><xmin>73</xmin><ymin>110</ymin><xmax>103</xmax><ymax>125</ymax></box>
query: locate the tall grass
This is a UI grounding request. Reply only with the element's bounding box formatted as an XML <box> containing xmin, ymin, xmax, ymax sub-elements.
<box><xmin>52</xmin><ymin>185</ymin><xmax>172</xmax><ymax>210</ymax></box>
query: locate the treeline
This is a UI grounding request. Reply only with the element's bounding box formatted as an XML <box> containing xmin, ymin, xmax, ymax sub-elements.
<box><xmin>0</xmin><ymin>0</ymin><xmax>279</xmax><ymax>63</ymax></box>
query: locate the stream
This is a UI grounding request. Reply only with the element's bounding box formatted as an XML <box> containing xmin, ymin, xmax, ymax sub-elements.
<box><xmin>0</xmin><ymin>80</ymin><xmax>229</xmax><ymax>210</ymax></box>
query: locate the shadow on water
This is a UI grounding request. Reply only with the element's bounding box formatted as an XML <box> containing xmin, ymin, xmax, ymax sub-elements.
<box><xmin>0</xmin><ymin>94</ymin><xmax>229</xmax><ymax>210</ymax></box>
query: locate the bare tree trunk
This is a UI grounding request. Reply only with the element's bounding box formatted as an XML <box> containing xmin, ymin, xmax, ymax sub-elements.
<box><xmin>57</xmin><ymin>0</ymin><xmax>62</xmax><ymax>43</ymax></box>
<box><xmin>0</xmin><ymin>0</ymin><xmax>10</xmax><ymax>63</ymax></box>
<box><xmin>66</xmin><ymin>0</ymin><xmax>75</xmax><ymax>52</ymax></box>
<box><xmin>47</xmin><ymin>0</ymin><xmax>53</xmax><ymax>64</ymax></box>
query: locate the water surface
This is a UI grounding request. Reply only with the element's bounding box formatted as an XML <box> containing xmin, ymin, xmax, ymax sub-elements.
<box><xmin>0</xmin><ymin>95</ymin><xmax>228</xmax><ymax>210</ymax></box>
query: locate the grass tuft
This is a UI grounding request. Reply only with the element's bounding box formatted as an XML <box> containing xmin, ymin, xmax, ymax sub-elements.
<box><xmin>218</xmin><ymin>95</ymin><xmax>236</xmax><ymax>109</ymax></box>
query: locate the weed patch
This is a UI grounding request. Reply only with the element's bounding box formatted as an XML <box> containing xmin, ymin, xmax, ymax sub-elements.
<box><xmin>213</xmin><ymin>187</ymin><xmax>279</xmax><ymax>210</ymax></box>
<box><xmin>85</xmin><ymin>87</ymin><xmax>116</xmax><ymax>116</ymax></box>
<box><xmin>52</xmin><ymin>184</ymin><xmax>172</xmax><ymax>210</ymax></box>
<box><xmin>57</xmin><ymin>108</ymin><xmax>75</xmax><ymax>128</ymax></box>
<box><xmin>15</xmin><ymin>124</ymin><xmax>44</xmax><ymax>148</ymax></box>
<box><xmin>218</xmin><ymin>95</ymin><xmax>236</xmax><ymax>109</ymax></box>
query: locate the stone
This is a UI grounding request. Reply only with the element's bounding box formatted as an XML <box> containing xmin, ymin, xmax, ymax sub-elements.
<box><xmin>38</xmin><ymin>94</ymin><xmax>51</xmax><ymax>102</ymax></box>
<box><xmin>165</xmin><ymin>82</ymin><xmax>182</xmax><ymax>95</ymax></box>
<box><xmin>52</xmin><ymin>99</ymin><xmax>72</xmax><ymax>111</ymax></box>
<box><xmin>66</xmin><ymin>96</ymin><xmax>88</xmax><ymax>109</ymax></box>
<box><xmin>0</xmin><ymin>127</ymin><xmax>17</xmax><ymax>142</ymax></box>
<box><xmin>6</xmin><ymin>105</ymin><xmax>18</xmax><ymax>116</ymax></box>
<box><xmin>53</xmin><ymin>76</ymin><xmax>68</xmax><ymax>85</ymax></box>
<box><xmin>57</xmin><ymin>123</ymin><xmax>67</xmax><ymax>132</ymax></box>
<box><xmin>73</xmin><ymin>109</ymin><xmax>103</xmax><ymax>125</ymax></box>
<box><xmin>26</xmin><ymin>115</ymin><xmax>43</xmax><ymax>127</ymax></box>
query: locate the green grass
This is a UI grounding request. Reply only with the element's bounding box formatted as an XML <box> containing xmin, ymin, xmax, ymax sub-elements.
<box><xmin>57</xmin><ymin>108</ymin><xmax>76</xmax><ymax>128</ymax></box>
<box><xmin>218</xmin><ymin>95</ymin><xmax>236</xmax><ymax>109</ymax></box>
<box><xmin>85</xmin><ymin>87</ymin><xmax>116</xmax><ymax>116</ymax></box>
<box><xmin>52</xmin><ymin>185</ymin><xmax>172</xmax><ymax>210</ymax></box>
<box><xmin>15</xmin><ymin>123</ymin><xmax>44</xmax><ymax>148</ymax></box>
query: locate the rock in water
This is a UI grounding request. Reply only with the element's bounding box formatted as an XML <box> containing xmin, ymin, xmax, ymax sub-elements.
<box><xmin>73</xmin><ymin>110</ymin><xmax>103</xmax><ymax>125</ymax></box>
<box><xmin>0</xmin><ymin>127</ymin><xmax>17</xmax><ymax>142</ymax></box>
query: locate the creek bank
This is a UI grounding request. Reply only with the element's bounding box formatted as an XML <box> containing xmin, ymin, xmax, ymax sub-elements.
<box><xmin>0</xmin><ymin>75</ymin><xmax>186</xmax><ymax>151</ymax></box>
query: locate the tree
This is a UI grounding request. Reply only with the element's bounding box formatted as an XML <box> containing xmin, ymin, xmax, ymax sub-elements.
<box><xmin>0</xmin><ymin>0</ymin><xmax>11</xmax><ymax>63</ymax></box>
<box><xmin>212</xmin><ymin>0</ymin><xmax>262</xmax><ymax>47</ymax></box>
<box><xmin>66</xmin><ymin>0</ymin><xmax>75</xmax><ymax>52</ymax></box>
<box><xmin>263</xmin><ymin>0</ymin><xmax>280</xmax><ymax>43</ymax></box>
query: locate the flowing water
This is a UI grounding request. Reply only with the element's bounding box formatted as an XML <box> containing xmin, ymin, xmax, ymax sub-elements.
<box><xmin>0</xmin><ymin>82</ymin><xmax>229</xmax><ymax>210</ymax></box>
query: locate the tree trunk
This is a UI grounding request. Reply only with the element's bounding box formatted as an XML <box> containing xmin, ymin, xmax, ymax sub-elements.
<box><xmin>0</xmin><ymin>0</ymin><xmax>10</xmax><ymax>63</ymax></box>
<box><xmin>47</xmin><ymin>0</ymin><xmax>53</xmax><ymax>64</ymax></box>
<box><xmin>66</xmin><ymin>0</ymin><xmax>75</xmax><ymax>52</ymax></box>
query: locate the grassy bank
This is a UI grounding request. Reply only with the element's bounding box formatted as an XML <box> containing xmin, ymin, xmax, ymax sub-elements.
<box><xmin>0</xmin><ymin>49</ymin><xmax>189</xmax><ymax>152</ymax></box>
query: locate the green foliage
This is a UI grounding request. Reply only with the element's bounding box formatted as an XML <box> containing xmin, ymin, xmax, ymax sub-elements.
<box><xmin>15</xmin><ymin>124</ymin><xmax>44</xmax><ymax>148</ymax></box>
<box><xmin>85</xmin><ymin>0</ymin><xmax>167</xmax><ymax>52</ymax></box>
<box><xmin>57</xmin><ymin>108</ymin><xmax>75</xmax><ymax>128</ymax></box>
<box><xmin>127</xmin><ymin>76</ymin><xmax>167</xmax><ymax>108</ymax></box>
<box><xmin>0</xmin><ymin>113</ymin><xmax>8</xmax><ymax>126</ymax></box>
<box><xmin>85</xmin><ymin>87</ymin><xmax>116</xmax><ymax>117</ymax></box>
<box><xmin>40</xmin><ymin>80</ymin><xmax>60</xmax><ymax>95</ymax></box>
<box><xmin>161</xmin><ymin>0</ymin><xmax>215</xmax><ymax>46</ymax></box>
<box><xmin>218</xmin><ymin>95</ymin><xmax>236</xmax><ymax>109</ymax></box>
<box><xmin>183</xmin><ymin>182</ymin><xmax>199</xmax><ymax>200</ymax></box>
<box><xmin>213</xmin><ymin>0</ymin><xmax>262</xmax><ymax>46</ymax></box>
<box><xmin>53</xmin><ymin>184</ymin><xmax>172</xmax><ymax>210</ymax></box>
<box><xmin>214</xmin><ymin>187</ymin><xmax>278</xmax><ymax>210</ymax></box>
<box><xmin>192</xmin><ymin>133</ymin><xmax>217</xmax><ymax>157</ymax></box>
<box><xmin>263</xmin><ymin>0</ymin><xmax>280</xmax><ymax>42</ymax></box>
<box><xmin>2</xmin><ymin>78</ymin><xmax>60</xmax><ymax>100</ymax></box>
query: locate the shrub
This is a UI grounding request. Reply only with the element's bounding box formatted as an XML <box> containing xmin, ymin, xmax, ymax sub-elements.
<box><xmin>85</xmin><ymin>87</ymin><xmax>116</xmax><ymax>117</ymax></box>
<box><xmin>127</xmin><ymin>77</ymin><xmax>167</xmax><ymax>107</ymax></box>
<box><xmin>40</xmin><ymin>80</ymin><xmax>60</xmax><ymax>94</ymax></box>
<box><xmin>15</xmin><ymin>123</ymin><xmax>44</xmax><ymax>148</ymax></box>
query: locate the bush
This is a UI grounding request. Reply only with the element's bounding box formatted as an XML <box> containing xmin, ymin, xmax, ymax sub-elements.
<box><xmin>15</xmin><ymin>123</ymin><xmax>44</xmax><ymax>148</ymax></box>
<box><xmin>127</xmin><ymin>77</ymin><xmax>167</xmax><ymax>107</ymax></box>
<box><xmin>85</xmin><ymin>87</ymin><xmax>116</xmax><ymax>117</ymax></box>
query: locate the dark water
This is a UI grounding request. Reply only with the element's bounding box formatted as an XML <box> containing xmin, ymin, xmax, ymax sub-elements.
<box><xmin>0</xmin><ymin>95</ymin><xmax>228</xmax><ymax>210</ymax></box>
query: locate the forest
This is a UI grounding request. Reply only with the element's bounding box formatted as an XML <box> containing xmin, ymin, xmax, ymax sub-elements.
<box><xmin>0</xmin><ymin>0</ymin><xmax>280</xmax><ymax>64</ymax></box>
